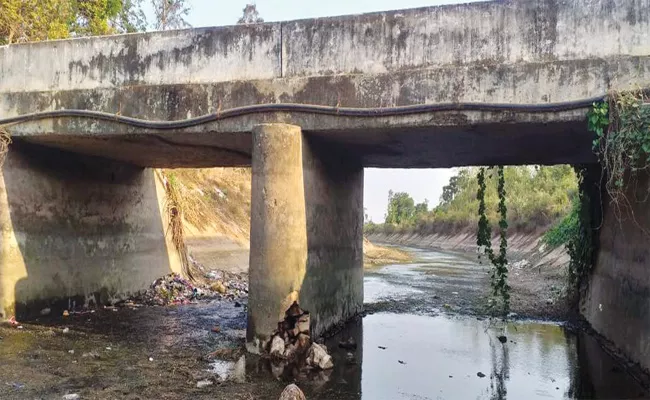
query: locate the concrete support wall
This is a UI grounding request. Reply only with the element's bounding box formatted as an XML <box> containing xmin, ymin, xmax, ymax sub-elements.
<box><xmin>247</xmin><ymin>124</ymin><xmax>363</xmax><ymax>347</ymax></box>
<box><xmin>582</xmin><ymin>172</ymin><xmax>650</xmax><ymax>372</ymax></box>
<box><xmin>0</xmin><ymin>142</ymin><xmax>182</xmax><ymax>319</ymax></box>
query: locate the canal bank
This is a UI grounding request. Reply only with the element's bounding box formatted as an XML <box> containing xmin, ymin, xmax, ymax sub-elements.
<box><xmin>0</xmin><ymin>247</ymin><xmax>647</xmax><ymax>399</ymax></box>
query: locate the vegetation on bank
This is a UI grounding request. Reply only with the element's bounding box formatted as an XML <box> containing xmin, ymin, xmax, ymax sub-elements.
<box><xmin>365</xmin><ymin>165</ymin><xmax>579</xmax><ymax>236</ymax></box>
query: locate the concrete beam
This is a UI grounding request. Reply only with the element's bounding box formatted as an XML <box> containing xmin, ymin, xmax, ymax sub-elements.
<box><xmin>247</xmin><ymin>123</ymin><xmax>363</xmax><ymax>347</ymax></box>
<box><xmin>1</xmin><ymin>0</ymin><xmax>649</xmax><ymax>167</ymax></box>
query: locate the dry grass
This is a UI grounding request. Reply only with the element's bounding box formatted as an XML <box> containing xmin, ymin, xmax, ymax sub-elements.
<box><xmin>162</xmin><ymin>168</ymin><xmax>252</xmax><ymax>246</ymax></box>
<box><xmin>0</xmin><ymin>128</ymin><xmax>11</xmax><ymax>167</ymax></box>
<box><xmin>363</xmin><ymin>238</ymin><xmax>412</xmax><ymax>268</ymax></box>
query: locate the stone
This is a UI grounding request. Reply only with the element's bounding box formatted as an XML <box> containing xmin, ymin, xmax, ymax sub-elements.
<box><xmin>546</xmin><ymin>298</ymin><xmax>554</xmax><ymax>305</ymax></box>
<box><xmin>498</xmin><ymin>335</ymin><xmax>507</xmax><ymax>344</ymax></box>
<box><xmin>283</xmin><ymin>343</ymin><xmax>297</xmax><ymax>360</ymax></box>
<box><xmin>278</xmin><ymin>384</ymin><xmax>306</xmax><ymax>400</ymax></box>
<box><xmin>296</xmin><ymin>313</ymin><xmax>310</xmax><ymax>334</ymax></box>
<box><xmin>477</xmin><ymin>372</ymin><xmax>486</xmax><ymax>378</ymax></box>
<box><xmin>306</xmin><ymin>343</ymin><xmax>333</xmax><ymax>370</ymax></box>
<box><xmin>270</xmin><ymin>335</ymin><xmax>285</xmax><ymax>357</ymax></box>
<box><xmin>296</xmin><ymin>333</ymin><xmax>311</xmax><ymax>352</ymax></box>
<box><xmin>62</xmin><ymin>395</ymin><xmax>80</xmax><ymax>400</ymax></box>
<box><xmin>196</xmin><ymin>379</ymin><xmax>213</xmax><ymax>388</ymax></box>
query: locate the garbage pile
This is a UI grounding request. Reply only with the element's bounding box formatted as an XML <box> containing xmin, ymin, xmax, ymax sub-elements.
<box><xmin>265</xmin><ymin>302</ymin><xmax>334</xmax><ymax>371</ymax></box>
<box><xmin>130</xmin><ymin>270</ymin><xmax>248</xmax><ymax>306</ymax></box>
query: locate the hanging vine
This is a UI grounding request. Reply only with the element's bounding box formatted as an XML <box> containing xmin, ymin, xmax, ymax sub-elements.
<box><xmin>476</xmin><ymin>167</ymin><xmax>510</xmax><ymax>316</ymax></box>
<box><xmin>591</xmin><ymin>90</ymin><xmax>650</xmax><ymax>221</ymax></box>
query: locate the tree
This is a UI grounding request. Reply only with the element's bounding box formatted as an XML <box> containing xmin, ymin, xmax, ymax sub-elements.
<box><xmin>237</xmin><ymin>4</ymin><xmax>263</xmax><ymax>24</ymax></box>
<box><xmin>0</xmin><ymin>0</ymin><xmax>71</xmax><ymax>44</ymax></box>
<box><xmin>151</xmin><ymin>0</ymin><xmax>190</xmax><ymax>31</ymax></box>
<box><xmin>385</xmin><ymin>190</ymin><xmax>416</xmax><ymax>225</ymax></box>
<box><xmin>0</xmin><ymin>0</ymin><xmax>147</xmax><ymax>45</ymax></box>
<box><xmin>414</xmin><ymin>199</ymin><xmax>429</xmax><ymax>219</ymax></box>
<box><xmin>440</xmin><ymin>174</ymin><xmax>461</xmax><ymax>205</ymax></box>
<box><xmin>115</xmin><ymin>0</ymin><xmax>148</xmax><ymax>33</ymax></box>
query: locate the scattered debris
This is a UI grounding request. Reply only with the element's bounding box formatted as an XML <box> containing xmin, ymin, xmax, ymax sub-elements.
<box><xmin>82</xmin><ymin>351</ymin><xmax>100</xmax><ymax>359</ymax></box>
<box><xmin>6</xmin><ymin>382</ymin><xmax>24</xmax><ymax>389</ymax></box>
<box><xmin>125</xmin><ymin>270</ymin><xmax>248</xmax><ymax>307</ymax></box>
<box><xmin>398</xmin><ymin>360</ymin><xmax>406</xmax><ymax>365</ymax></box>
<box><xmin>279</xmin><ymin>384</ymin><xmax>306</xmax><ymax>400</ymax></box>
<box><xmin>196</xmin><ymin>379</ymin><xmax>213</xmax><ymax>388</ymax></box>
<box><xmin>477</xmin><ymin>372</ymin><xmax>486</xmax><ymax>378</ymax></box>
<box><xmin>378</xmin><ymin>346</ymin><xmax>387</xmax><ymax>350</ymax></box>
<box><xmin>498</xmin><ymin>335</ymin><xmax>507</xmax><ymax>344</ymax></box>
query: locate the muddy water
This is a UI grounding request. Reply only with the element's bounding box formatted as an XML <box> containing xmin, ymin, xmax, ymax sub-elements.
<box><xmin>0</xmin><ymin>248</ymin><xmax>648</xmax><ymax>399</ymax></box>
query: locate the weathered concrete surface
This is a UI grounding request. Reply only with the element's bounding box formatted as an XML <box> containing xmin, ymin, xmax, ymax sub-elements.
<box><xmin>247</xmin><ymin>124</ymin><xmax>308</xmax><ymax>346</ymax></box>
<box><xmin>0</xmin><ymin>143</ymin><xmax>182</xmax><ymax>319</ymax></box>
<box><xmin>2</xmin><ymin>0</ymin><xmax>650</xmax><ymax>167</ymax></box>
<box><xmin>247</xmin><ymin>124</ymin><xmax>363</xmax><ymax>345</ymax></box>
<box><xmin>581</xmin><ymin>172</ymin><xmax>650</xmax><ymax>373</ymax></box>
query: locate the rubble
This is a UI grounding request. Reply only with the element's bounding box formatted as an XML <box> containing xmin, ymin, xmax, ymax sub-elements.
<box><xmin>278</xmin><ymin>384</ymin><xmax>306</xmax><ymax>400</ymax></box>
<box><xmin>261</xmin><ymin>301</ymin><xmax>335</xmax><ymax>374</ymax></box>
<box><xmin>126</xmin><ymin>269</ymin><xmax>248</xmax><ymax>306</ymax></box>
<box><xmin>306</xmin><ymin>343</ymin><xmax>333</xmax><ymax>370</ymax></box>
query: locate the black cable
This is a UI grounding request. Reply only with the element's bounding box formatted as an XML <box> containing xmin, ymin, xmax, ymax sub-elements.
<box><xmin>0</xmin><ymin>96</ymin><xmax>605</xmax><ymax>131</ymax></box>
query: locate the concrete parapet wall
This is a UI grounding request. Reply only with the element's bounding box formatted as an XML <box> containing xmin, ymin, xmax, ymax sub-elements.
<box><xmin>0</xmin><ymin>143</ymin><xmax>182</xmax><ymax>319</ymax></box>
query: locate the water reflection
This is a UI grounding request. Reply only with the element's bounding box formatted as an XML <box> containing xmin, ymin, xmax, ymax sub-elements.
<box><xmin>244</xmin><ymin>314</ymin><xmax>649</xmax><ymax>399</ymax></box>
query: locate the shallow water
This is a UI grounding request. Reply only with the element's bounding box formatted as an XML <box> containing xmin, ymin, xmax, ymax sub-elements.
<box><xmin>0</xmin><ymin>248</ymin><xmax>647</xmax><ymax>399</ymax></box>
<box><xmin>273</xmin><ymin>248</ymin><xmax>649</xmax><ymax>400</ymax></box>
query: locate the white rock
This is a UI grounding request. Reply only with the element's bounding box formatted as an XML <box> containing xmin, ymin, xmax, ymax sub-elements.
<box><xmin>196</xmin><ymin>379</ymin><xmax>213</xmax><ymax>388</ymax></box>
<box><xmin>278</xmin><ymin>384</ymin><xmax>306</xmax><ymax>400</ymax></box>
<box><xmin>306</xmin><ymin>343</ymin><xmax>334</xmax><ymax>370</ymax></box>
<box><xmin>62</xmin><ymin>327</ymin><xmax>70</xmax><ymax>334</ymax></box>
<box><xmin>269</xmin><ymin>335</ymin><xmax>285</xmax><ymax>357</ymax></box>
<box><xmin>63</xmin><ymin>394</ymin><xmax>80</xmax><ymax>400</ymax></box>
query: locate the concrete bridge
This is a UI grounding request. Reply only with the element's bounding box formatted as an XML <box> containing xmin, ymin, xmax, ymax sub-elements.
<box><xmin>1</xmin><ymin>0</ymin><xmax>649</xmax><ymax>368</ymax></box>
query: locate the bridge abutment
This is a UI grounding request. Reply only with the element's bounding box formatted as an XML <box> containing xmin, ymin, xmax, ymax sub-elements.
<box><xmin>247</xmin><ymin>124</ymin><xmax>363</xmax><ymax>349</ymax></box>
<box><xmin>582</xmin><ymin>171</ymin><xmax>650</xmax><ymax>372</ymax></box>
<box><xmin>0</xmin><ymin>143</ymin><xmax>182</xmax><ymax>319</ymax></box>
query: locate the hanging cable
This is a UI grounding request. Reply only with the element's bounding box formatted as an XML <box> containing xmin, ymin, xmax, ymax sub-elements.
<box><xmin>0</xmin><ymin>96</ymin><xmax>605</xmax><ymax>131</ymax></box>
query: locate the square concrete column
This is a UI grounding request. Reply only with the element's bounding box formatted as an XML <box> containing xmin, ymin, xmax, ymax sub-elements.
<box><xmin>247</xmin><ymin>124</ymin><xmax>363</xmax><ymax>350</ymax></box>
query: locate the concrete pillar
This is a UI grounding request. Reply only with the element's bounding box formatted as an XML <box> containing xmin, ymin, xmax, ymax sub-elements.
<box><xmin>247</xmin><ymin>124</ymin><xmax>364</xmax><ymax>349</ymax></box>
<box><xmin>247</xmin><ymin>124</ymin><xmax>309</xmax><ymax>348</ymax></box>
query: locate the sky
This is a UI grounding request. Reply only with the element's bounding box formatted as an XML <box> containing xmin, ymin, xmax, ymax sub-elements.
<box><xmin>160</xmin><ymin>0</ymin><xmax>478</xmax><ymax>222</ymax></box>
